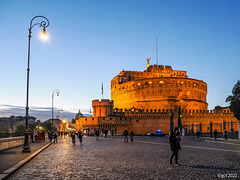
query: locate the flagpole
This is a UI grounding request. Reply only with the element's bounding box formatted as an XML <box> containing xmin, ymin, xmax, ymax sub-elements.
<box><xmin>101</xmin><ymin>82</ymin><xmax>103</xmax><ymax>99</ymax></box>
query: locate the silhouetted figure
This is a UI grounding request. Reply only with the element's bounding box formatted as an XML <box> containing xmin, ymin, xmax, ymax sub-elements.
<box><xmin>223</xmin><ymin>129</ymin><xmax>228</xmax><ymax>140</ymax></box>
<box><xmin>196</xmin><ymin>131</ymin><xmax>200</xmax><ymax>140</ymax></box>
<box><xmin>169</xmin><ymin>127</ymin><xmax>181</xmax><ymax>166</ymax></box>
<box><xmin>95</xmin><ymin>130</ymin><xmax>100</xmax><ymax>141</ymax></box>
<box><xmin>34</xmin><ymin>129</ymin><xmax>38</xmax><ymax>143</ymax></box>
<box><xmin>71</xmin><ymin>131</ymin><xmax>76</xmax><ymax>145</ymax></box>
<box><xmin>214</xmin><ymin>129</ymin><xmax>218</xmax><ymax>140</ymax></box>
<box><xmin>130</xmin><ymin>130</ymin><xmax>134</xmax><ymax>142</ymax></box>
<box><xmin>104</xmin><ymin>130</ymin><xmax>108</xmax><ymax>138</ymax></box>
<box><xmin>41</xmin><ymin>131</ymin><xmax>45</xmax><ymax>142</ymax></box>
<box><xmin>54</xmin><ymin>132</ymin><xmax>58</xmax><ymax>144</ymax></box>
<box><xmin>123</xmin><ymin>129</ymin><xmax>128</xmax><ymax>142</ymax></box>
<box><xmin>48</xmin><ymin>131</ymin><xmax>53</xmax><ymax>142</ymax></box>
<box><xmin>78</xmin><ymin>131</ymin><xmax>83</xmax><ymax>144</ymax></box>
<box><xmin>30</xmin><ymin>130</ymin><xmax>34</xmax><ymax>143</ymax></box>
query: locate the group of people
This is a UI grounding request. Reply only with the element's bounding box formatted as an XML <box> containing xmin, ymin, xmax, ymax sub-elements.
<box><xmin>30</xmin><ymin>130</ymin><xmax>45</xmax><ymax>143</ymax></box>
<box><xmin>70</xmin><ymin>130</ymin><xmax>83</xmax><ymax>145</ymax></box>
<box><xmin>30</xmin><ymin>129</ymin><xmax>58</xmax><ymax>144</ymax></box>
<box><xmin>123</xmin><ymin>129</ymin><xmax>134</xmax><ymax>142</ymax></box>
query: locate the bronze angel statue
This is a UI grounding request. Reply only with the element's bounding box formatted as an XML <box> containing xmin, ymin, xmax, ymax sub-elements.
<box><xmin>146</xmin><ymin>58</ymin><xmax>151</xmax><ymax>64</ymax></box>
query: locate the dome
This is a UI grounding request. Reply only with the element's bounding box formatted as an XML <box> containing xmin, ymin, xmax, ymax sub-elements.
<box><xmin>75</xmin><ymin>110</ymin><xmax>83</xmax><ymax>119</ymax></box>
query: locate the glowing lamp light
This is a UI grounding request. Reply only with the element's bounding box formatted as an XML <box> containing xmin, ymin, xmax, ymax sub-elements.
<box><xmin>159</xmin><ymin>81</ymin><xmax>163</xmax><ymax>84</ymax></box>
<box><xmin>62</xmin><ymin>120</ymin><xmax>66</xmax><ymax>123</ymax></box>
<box><xmin>57</xmin><ymin>92</ymin><xmax>60</xmax><ymax>98</ymax></box>
<box><xmin>41</xmin><ymin>27</ymin><xmax>48</xmax><ymax>40</ymax></box>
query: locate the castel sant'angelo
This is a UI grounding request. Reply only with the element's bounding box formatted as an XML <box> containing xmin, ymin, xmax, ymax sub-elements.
<box><xmin>75</xmin><ymin>59</ymin><xmax>239</xmax><ymax>135</ymax></box>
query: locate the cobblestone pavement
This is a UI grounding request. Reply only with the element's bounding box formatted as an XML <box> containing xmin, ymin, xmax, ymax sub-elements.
<box><xmin>9</xmin><ymin>136</ymin><xmax>240</xmax><ymax>180</ymax></box>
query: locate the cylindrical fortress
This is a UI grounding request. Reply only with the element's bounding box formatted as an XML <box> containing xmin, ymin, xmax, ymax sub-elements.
<box><xmin>111</xmin><ymin>65</ymin><xmax>208</xmax><ymax>111</ymax></box>
<box><xmin>92</xmin><ymin>99</ymin><xmax>114</xmax><ymax>117</ymax></box>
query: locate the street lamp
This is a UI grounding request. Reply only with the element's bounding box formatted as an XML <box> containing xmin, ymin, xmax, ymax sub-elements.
<box><xmin>52</xmin><ymin>89</ymin><xmax>60</xmax><ymax>130</ymax></box>
<box><xmin>23</xmin><ymin>16</ymin><xmax>49</xmax><ymax>153</ymax></box>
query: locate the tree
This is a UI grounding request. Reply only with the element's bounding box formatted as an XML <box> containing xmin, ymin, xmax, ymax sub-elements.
<box><xmin>42</xmin><ymin>121</ymin><xmax>57</xmax><ymax>132</ymax></box>
<box><xmin>226</xmin><ymin>80</ymin><xmax>240</xmax><ymax>122</ymax></box>
<box><xmin>14</xmin><ymin>122</ymin><xmax>26</xmax><ymax>136</ymax></box>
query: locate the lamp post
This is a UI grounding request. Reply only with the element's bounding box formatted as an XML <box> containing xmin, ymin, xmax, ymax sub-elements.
<box><xmin>23</xmin><ymin>16</ymin><xmax>49</xmax><ymax>153</ymax></box>
<box><xmin>52</xmin><ymin>89</ymin><xmax>60</xmax><ymax>130</ymax></box>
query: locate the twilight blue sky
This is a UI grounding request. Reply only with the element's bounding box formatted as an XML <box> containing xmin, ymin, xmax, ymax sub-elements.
<box><xmin>0</xmin><ymin>0</ymin><xmax>239</xmax><ymax>121</ymax></box>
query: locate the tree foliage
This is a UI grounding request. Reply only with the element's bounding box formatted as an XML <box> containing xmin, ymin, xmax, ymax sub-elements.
<box><xmin>42</xmin><ymin>121</ymin><xmax>57</xmax><ymax>132</ymax></box>
<box><xmin>14</xmin><ymin>121</ymin><xmax>26</xmax><ymax>136</ymax></box>
<box><xmin>226</xmin><ymin>80</ymin><xmax>240</xmax><ymax>122</ymax></box>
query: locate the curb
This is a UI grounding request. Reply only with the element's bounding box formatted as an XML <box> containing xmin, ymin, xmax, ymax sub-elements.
<box><xmin>0</xmin><ymin>141</ymin><xmax>53</xmax><ymax>180</ymax></box>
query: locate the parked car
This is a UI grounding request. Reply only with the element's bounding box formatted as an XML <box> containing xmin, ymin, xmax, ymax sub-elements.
<box><xmin>149</xmin><ymin>130</ymin><xmax>166</xmax><ymax>136</ymax></box>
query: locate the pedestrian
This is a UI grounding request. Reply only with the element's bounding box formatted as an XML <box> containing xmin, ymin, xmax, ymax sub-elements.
<box><xmin>104</xmin><ymin>129</ymin><xmax>108</xmax><ymax>138</ymax></box>
<box><xmin>169</xmin><ymin>127</ymin><xmax>181</xmax><ymax>166</ymax></box>
<box><xmin>214</xmin><ymin>129</ymin><xmax>218</xmax><ymax>140</ymax></box>
<box><xmin>48</xmin><ymin>131</ymin><xmax>53</xmax><ymax>142</ymax></box>
<box><xmin>53</xmin><ymin>132</ymin><xmax>58</xmax><ymax>144</ymax></box>
<box><xmin>223</xmin><ymin>129</ymin><xmax>228</xmax><ymax>140</ymax></box>
<box><xmin>41</xmin><ymin>131</ymin><xmax>45</xmax><ymax>142</ymax></box>
<box><xmin>37</xmin><ymin>130</ymin><xmax>42</xmax><ymax>143</ymax></box>
<box><xmin>34</xmin><ymin>129</ymin><xmax>38</xmax><ymax>143</ymax></box>
<box><xmin>196</xmin><ymin>131</ymin><xmax>200</xmax><ymax>140</ymax></box>
<box><xmin>71</xmin><ymin>131</ymin><xmax>76</xmax><ymax>145</ymax></box>
<box><xmin>123</xmin><ymin>129</ymin><xmax>128</xmax><ymax>142</ymax></box>
<box><xmin>130</xmin><ymin>130</ymin><xmax>134</xmax><ymax>142</ymax></box>
<box><xmin>30</xmin><ymin>130</ymin><xmax>34</xmax><ymax>143</ymax></box>
<box><xmin>78</xmin><ymin>131</ymin><xmax>83</xmax><ymax>144</ymax></box>
<box><xmin>111</xmin><ymin>130</ymin><xmax>114</xmax><ymax>136</ymax></box>
<box><xmin>95</xmin><ymin>130</ymin><xmax>100</xmax><ymax>141</ymax></box>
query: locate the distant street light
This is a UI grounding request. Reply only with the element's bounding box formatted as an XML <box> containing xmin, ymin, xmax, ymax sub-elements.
<box><xmin>52</xmin><ymin>89</ymin><xmax>60</xmax><ymax>130</ymax></box>
<box><xmin>23</xmin><ymin>16</ymin><xmax>49</xmax><ymax>153</ymax></box>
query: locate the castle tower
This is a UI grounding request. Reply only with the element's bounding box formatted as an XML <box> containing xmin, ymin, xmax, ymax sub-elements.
<box><xmin>92</xmin><ymin>99</ymin><xmax>114</xmax><ymax>117</ymax></box>
<box><xmin>111</xmin><ymin>64</ymin><xmax>208</xmax><ymax>111</ymax></box>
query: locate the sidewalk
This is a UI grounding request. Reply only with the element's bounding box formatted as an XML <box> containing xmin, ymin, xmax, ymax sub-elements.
<box><xmin>200</xmin><ymin>136</ymin><xmax>240</xmax><ymax>144</ymax></box>
<box><xmin>0</xmin><ymin>140</ymin><xmax>52</xmax><ymax>180</ymax></box>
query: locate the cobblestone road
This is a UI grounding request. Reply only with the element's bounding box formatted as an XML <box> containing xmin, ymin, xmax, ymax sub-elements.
<box><xmin>9</xmin><ymin>136</ymin><xmax>240</xmax><ymax>180</ymax></box>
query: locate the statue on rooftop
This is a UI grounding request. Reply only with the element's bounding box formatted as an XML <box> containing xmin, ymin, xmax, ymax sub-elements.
<box><xmin>146</xmin><ymin>58</ymin><xmax>151</xmax><ymax>65</ymax></box>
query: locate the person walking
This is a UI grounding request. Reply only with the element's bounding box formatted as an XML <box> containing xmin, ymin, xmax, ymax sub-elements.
<box><xmin>34</xmin><ymin>129</ymin><xmax>38</xmax><ymax>143</ymax></box>
<box><xmin>169</xmin><ymin>127</ymin><xmax>181</xmax><ymax>166</ymax></box>
<box><xmin>30</xmin><ymin>130</ymin><xmax>34</xmax><ymax>143</ymax></box>
<box><xmin>104</xmin><ymin>129</ymin><xmax>108</xmax><ymax>138</ymax></box>
<box><xmin>223</xmin><ymin>129</ymin><xmax>228</xmax><ymax>140</ymax></box>
<box><xmin>37</xmin><ymin>130</ymin><xmax>42</xmax><ymax>143</ymax></box>
<box><xmin>71</xmin><ymin>131</ymin><xmax>76</xmax><ymax>145</ymax></box>
<box><xmin>196</xmin><ymin>131</ymin><xmax>200</xmax><ymax>141</ymax></box>
<box><xmin>214</xmin><ymin>129</ymin><xmax>218</xmax><ymax>140</ymax></box>
<box><xmin>130</xmin><ymin>130</ymin><xmax>134</xmax><ymax>142</ymax></box>
<box><xmin>48</xmin><ymin>131</ymin><xmax>53</xmax><ymax>142</ymax></box>
<box><xmin>41</xmin><ymin>131</ymin><xmax>45</xmax><ymax>142</ymax></box>
<box><xmin>95</xmin><ymin>130</ymin><xmax>100</xmax><ymax>141</ymax></box>
<box><xmin>78</xmin><ymin>131</ymin><xmax>83</xmax><ymax>144</ymax></box>
<box><xmin>53</xmin><ymin>132</ymin><xmax>58</xmax><ymax>144</ymax></box>
<box><xmin>123</xmin><ymin>129</ymin><xmax>128</xmax><ymax>142</ymax></box>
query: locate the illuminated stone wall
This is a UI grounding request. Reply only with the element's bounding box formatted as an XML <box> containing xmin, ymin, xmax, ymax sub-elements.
<box><xmin>111</xmin><ymin>65</ymin><xmax>208</xmax><ymax>111</ymax></box>
<box><xmin>75</xmin><ymin>64</ymin><xmax>238</xmax><ymax>135</ymax></box>
<box><xmin>92</xmin><ymin>99</ymin><xmax>113</xmax><ymax>117</ymax></box>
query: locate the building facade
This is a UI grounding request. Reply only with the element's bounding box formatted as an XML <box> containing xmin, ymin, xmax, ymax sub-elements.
<box><xmin>75</xmin><ymin>64</ymin><xmax>239</xmax><ymax>135</ymax></box>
